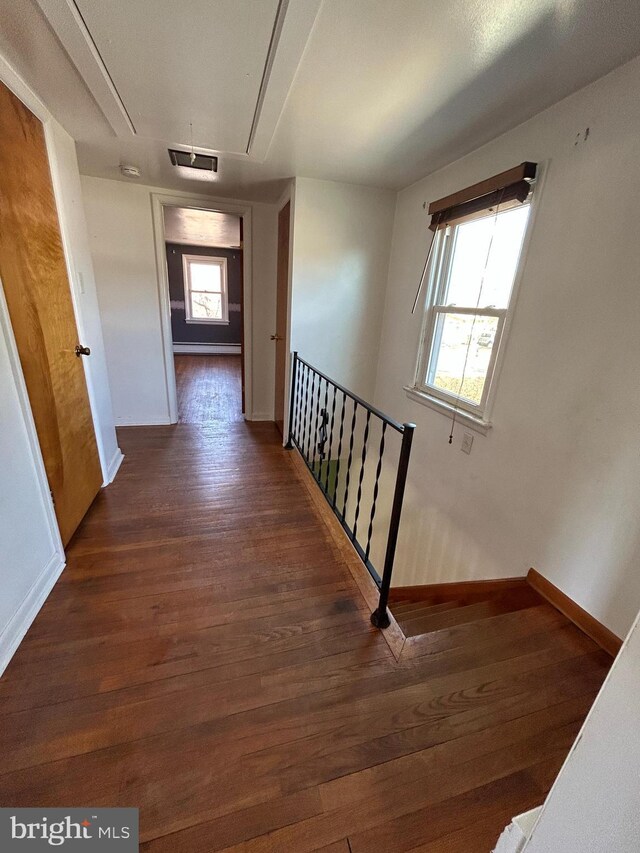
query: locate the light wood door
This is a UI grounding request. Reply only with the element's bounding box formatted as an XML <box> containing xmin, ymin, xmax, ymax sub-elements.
<box><xmin>0</xmin><ymin>81</ymin><xmax>102</xmax><ymax>545</ymax></box>
<box><xmin>274</xmin><ymin>201</ymin><xmax>290</xmax><ymax>434</ymax></box>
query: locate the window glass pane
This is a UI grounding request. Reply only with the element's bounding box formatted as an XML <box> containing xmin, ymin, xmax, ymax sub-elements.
<box><xmin>427</xmin><ymin>313</ymin><xmax>499</xmax><ymax>405</ymax></box>
<box><xmin>190</xmin><ymin>291</ymin><xmax>222</xmax><ymax>320</ymax></box>
<box><xmin>189</xmin><ymin>261</ymin><xmax>222</xmax><ymax>293</ymax></box>
<box><xmin>443</xmin><ymin>205</ymin><xmax>529</xmax><ymax>309</ymax></box>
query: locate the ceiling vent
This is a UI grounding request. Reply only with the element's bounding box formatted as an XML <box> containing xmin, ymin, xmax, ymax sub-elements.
<box><xmin>168</xmin><ymin>149</ymin><xmax>218</xmax><ymax>173</ymax></box>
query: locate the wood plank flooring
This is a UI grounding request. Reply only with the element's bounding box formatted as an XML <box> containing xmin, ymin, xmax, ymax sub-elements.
<box><xmin>0</xmin><ymin>422</ymin><xmax>610</xmax><ymax>851</ymax></box>
<box><xmin>175</xmin><ymin>354</ymin><xmax>243</xmax><ymax>422</ymax></box>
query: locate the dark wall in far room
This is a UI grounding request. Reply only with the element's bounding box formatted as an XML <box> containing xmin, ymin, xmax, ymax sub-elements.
<box><xmin>166</xmin><ymin>243</ymin><xmax>242</xmax><ymax>346</ymax></box>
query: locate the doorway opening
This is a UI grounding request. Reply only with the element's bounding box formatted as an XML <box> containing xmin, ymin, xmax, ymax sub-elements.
<box><xmin>161</xmin><ymin>205</ymin><xmax>244</xmax><ymax>424</ymax></box>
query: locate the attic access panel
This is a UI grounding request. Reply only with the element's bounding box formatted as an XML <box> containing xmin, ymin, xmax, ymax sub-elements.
<box><xmin>169</xmin><ymin>149</ymin><xmax>218</xmax><ymax>172</ymax></box>
<box><xmin>73</xmin><ymin>0</ymin><xmax>280</xmax><ymax>153</ymax></box>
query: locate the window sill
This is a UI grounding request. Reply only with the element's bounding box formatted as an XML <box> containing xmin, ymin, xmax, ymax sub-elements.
<box><xmin>185</xmin><ymin>318</ymin><xmax>230</xmax><ymax>326</ymax></box>
<box><xmin>403</xmin><ymin>386</ymin><xmax>492</xmax><ymax>435</ymax></box>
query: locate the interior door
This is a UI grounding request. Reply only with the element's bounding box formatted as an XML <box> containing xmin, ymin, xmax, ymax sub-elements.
<box><xmin>0</xmin><ymin>81</ymin><xmax>103</xmax><ymax>545</ymax></box>
<box><xmin>274</xmin><ymin>201</ymin><xmax>290</xmax><ymax>434</ymax></box>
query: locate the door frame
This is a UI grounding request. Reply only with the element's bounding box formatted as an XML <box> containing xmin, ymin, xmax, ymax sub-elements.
<box><xmin>151</xmin><ymin>192</ymin><xmax>253</xmax><ymax>422</ymax></box>
<box><xmin>274</xmin><ymin>199</ymin><xmax>291</xmax><ymax>436</ymax></box>
<box><xmin>277</xmin><ymin>183</ymin><xmax>295</xmax><ymax>444</ymax></box>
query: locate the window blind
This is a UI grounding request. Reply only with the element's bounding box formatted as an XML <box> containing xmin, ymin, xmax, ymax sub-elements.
<box><xmin>428</xmin><ymin>162</ymin><xmax>537</xmax><ymax>231</ymax></box>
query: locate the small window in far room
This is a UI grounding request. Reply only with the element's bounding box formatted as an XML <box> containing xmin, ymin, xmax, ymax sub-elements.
<box><xmin>183</xmin><ymin>255</ymin><xmax>229</xmax><ymax>324</ymax></box>
<box><xmin>412</xmin><ymin>190</ymin><xmax>533</xmax><ymax>428</ymax></box>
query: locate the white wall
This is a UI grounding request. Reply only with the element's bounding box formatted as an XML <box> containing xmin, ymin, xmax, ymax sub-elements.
<box><xmin>0</xmin><ymin>302</ymin><xmax>64</xmax><ymax>674</ymax></box>
<box><xmin>291</xmin><ymin>177</ymin><xmax>395</xmax><ymax>399</ymax></box>
<box><xmin>0</xmin><ymin>58</ymin><xmax>119</xmax><ymax>672</ymax></box>
<box><xmin>81</xmin><ymin>178</ymin><xmax>170</xmax><ymax>426</ymax></box>
<box><xmin>523</xmin><ymin>611</ymin><xmax>640</xmax><ymax>852</ymax></box>
<box><xmin>82</xmin><ymin>176</ymin><xmax>278</xmax><ymax>425</ymax></box>
<box><xmin>374</xmin><ymin>55</ymin><xmax>640</xmax><ymax>638</ymax></box>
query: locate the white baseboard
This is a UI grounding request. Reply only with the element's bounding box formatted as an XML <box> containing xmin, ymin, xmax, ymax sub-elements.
<box><xmin>0</xmin><ymin>551</ymin><xmax>65</xmax><ymax>676</ymax></box>
<box><xmin>493</xmin><ymin>808</ymin><xmax>542</xmax><ymax>853</ymax></box>
<box><xmin>115</xmin><ymin>417</ymin><xmax>173</xmax><ymax>427</ymax></box>
<box><xmin>248</xmin><ymin>412</ymin><xmax>275</xmax><ymax>421</ymax></box>
<box><xmin>103</xmin><ymin>447</ymin><xmax>124</xmax><ymax>485</ymax></box>
<box><xmin>173</xmin><ymin>343</ymin><xmax>241</xmax><ymax>354</ymax></box>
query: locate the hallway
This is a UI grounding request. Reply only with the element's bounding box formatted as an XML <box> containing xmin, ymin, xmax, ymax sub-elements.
<box><xmin>175</xmin><ymin>354</ymin><xmax>243</xmax><ymax>423</ymax></box>
<box><xmin>0</xmin><ymin>424</ymin><xmax>610</xmax><ymax>851</ymax></box>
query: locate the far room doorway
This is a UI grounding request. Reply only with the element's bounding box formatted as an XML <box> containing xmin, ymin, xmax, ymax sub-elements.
<box><xmin>162</xmin><ymin>205</ymin><xmax>244</xmax><ymax>423</ymax></box>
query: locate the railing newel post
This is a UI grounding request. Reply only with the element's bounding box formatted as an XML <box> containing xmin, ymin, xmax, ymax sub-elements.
<box><xmin>285</xmin><ymin>351</ymin><xmax>298</xmax><ymax>449</ymax></box>
<box><xmin>370</xmin><ymin>422</ymin><xmax>415</xmax><ymax>630</ymax></box>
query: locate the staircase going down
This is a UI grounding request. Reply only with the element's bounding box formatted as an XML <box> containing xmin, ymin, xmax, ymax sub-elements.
<box><xmin>389</xmin><ymin>580</ymin><xmax>545</xmax><ymax>639</ymax></box>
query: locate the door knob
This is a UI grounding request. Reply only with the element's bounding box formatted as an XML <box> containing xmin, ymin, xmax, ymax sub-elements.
<box><xmin>270</xmin><ymin>334</ymin><xmax>283</xmax><ymax>341</ymax></box>
<box><xmin>75</xmin><ymin>345</ymin><xmax>91</xmax><ymax>357</ymax></box>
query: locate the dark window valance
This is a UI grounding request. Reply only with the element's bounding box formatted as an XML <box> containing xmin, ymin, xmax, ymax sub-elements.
<box><xmin>428</xmin><ymin>162</ymin><xmax>537</xmax><ymax>231</ymax></box>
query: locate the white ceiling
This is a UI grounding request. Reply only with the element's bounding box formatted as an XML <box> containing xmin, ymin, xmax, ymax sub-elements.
<box><xmin>3</xmin><ymin>0</ymin><xmax>640</xmax><ymax>201</ymax></box>
<box><xmin>163</xmin><ymin>207</ymin><xmax>241</xmax><ymax>248</ymax></box>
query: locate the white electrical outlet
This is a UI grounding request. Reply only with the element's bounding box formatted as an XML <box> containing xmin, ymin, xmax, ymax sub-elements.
<box><xmin>461</xmin><ymin>432</ymin><xmax>474</xmax><ymax>454</ymax></box>
<box><xmin>77</xmin><ymin>271</ymin><xmax>85</xmax><ymax>294</ymax></box>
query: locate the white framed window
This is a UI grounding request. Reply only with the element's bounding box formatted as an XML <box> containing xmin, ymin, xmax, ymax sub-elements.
<box><xmin>410</xmin><ymin>202</ymin><xmax>532</xmax><ymax>429</ymax></box>
<box><xmin>182</xmin><ymin>254</ymin><xmax>229</xmax><ymax>324</ymax></box>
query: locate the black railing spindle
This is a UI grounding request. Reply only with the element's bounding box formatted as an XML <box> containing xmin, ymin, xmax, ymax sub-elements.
<box><xmin>365</xmin><ymin>422</ymin><xmax>386</xmax><ymax>563</ymax></box>
<box><xmin>311</xmin><ymin>375</ymin><xmax>322</xmax><ymax>472</ymax></box>
<box><xmin>301</xmin><ymin>362</ymin><xmax>311</xmax><ymax>460</ymax></box>
<box><xmin>305</xmin><ymin>368</ymin><xmax>316</xmax><ymax>462</ymax></box>
<box><xmin>333</xmin><ymin>391</ymin><xmax>347</xmax><ymax>510</ymax></box>
<box><xmin>324</xmin><ymin>385</ymin><xmax>337</xmax><ymax>495</ymax></box>
<box><xmin>295</xmin><ymin>365</ymin><xmax>304</xmax><ymax>442</ymax></box>
<box><xmin>351</xmin><ymin>409</ymin><xmax>371</xmax><ymax>542</ymax></box>
<box><xmin>341</xmin><ymin>399</ymin><xmax>358</xmax><ymax>523</ymax></box>
<box><xmin>320</xmin><ymin>380</ymin><xmax>330</xmax><ymax>481</ymax></box>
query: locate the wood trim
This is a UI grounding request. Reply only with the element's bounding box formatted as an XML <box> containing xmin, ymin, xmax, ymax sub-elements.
<box><xmin>104</xmin><ymin>447</ymin><xmax>124</xmax><ymax>486</ymax></box>
<box><xmin>239</xmin><ymin>221</ymin><xmax>245</xmax><ymax>415</ymax></box>
<box><xmin>428</xmin><ymin>183</ymin><xmax>531</xmax><ymax>231</ymax></box>
<box><xmin>527</xmin><ymin>568</ymin><xmax>622</xmax><ymax>657</ymax></box>
<box><xmin>287</xmin><ymin>450</ymin><xmax>407</xmax><ymax>661</ymax></box>
<box><xmin>150</xmin><ymin>192</ymin><xmax>254</xmax><ymax>422</ymax></box>
<box><xmin>428</xmin><ymin>162</ymin><xmax>537</xmax><ymax>215</ymax></box>
<box><xmin>0</xmin><ymin>551</ymin><xmax>65</xmax><ymax>676</ymax></box>
<box><xmin>389</xmin><ymin>577</ymin><xmax>528</xmax><ymax>603</ymax></box>
<box><xmin>274</xmin><ymin>200</ymin><xmax>291</xmax><ymax>435</ymax></box>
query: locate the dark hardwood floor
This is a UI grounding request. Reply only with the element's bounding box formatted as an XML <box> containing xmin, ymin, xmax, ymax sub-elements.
<box><xmin>0</xmin><ymin>422</ymin><xmax>610</xmax><ymax>851</ymax></box>
<box><xmin>175</xmin><ymin>353</ymin><xmax>243</xmax><ymax>423</ymax></box>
